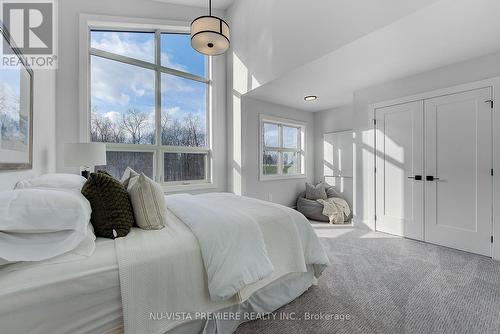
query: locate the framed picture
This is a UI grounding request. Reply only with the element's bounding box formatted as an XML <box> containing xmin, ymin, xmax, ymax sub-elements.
<box><xmin>0</xmin><ymin>23</ymin><xmax>33</xmax><ymax>170</ymax></box>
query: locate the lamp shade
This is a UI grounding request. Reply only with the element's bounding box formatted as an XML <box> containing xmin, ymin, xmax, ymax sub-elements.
<box><xmin>191</xmin><ymin>16</ymin><xmax>230</xmax><ymax>56</ymax></box>
<box><xmin>64</xmin><ymin>143</ymin><xmax>107</xmax><ymax>167</ymax></box>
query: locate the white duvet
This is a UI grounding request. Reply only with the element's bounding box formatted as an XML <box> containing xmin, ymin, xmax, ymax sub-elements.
<box><xmin>115</xmin><ymin>193</ymin><xmax>329</xmax><ymax>334</ymax></box>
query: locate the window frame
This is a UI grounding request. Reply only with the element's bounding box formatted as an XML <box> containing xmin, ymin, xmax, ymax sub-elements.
<box><xmin>80</xmin><ymin>17</ymin><xmax>215</xmax><ymax>191</ymax></box>
<box><xmin>259</xmin><ymin>114</ymin><xmax>306</xmax><ymax>181</ymax></box>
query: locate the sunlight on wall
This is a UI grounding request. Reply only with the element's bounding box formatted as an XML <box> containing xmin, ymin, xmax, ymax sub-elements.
<box><xmin>323</xmin><ymin>139</ymin><xmax>333</xmax><ymax>176</ymax></box>
<box><xmin>251</xmin><ymin>75</ymin><xmax>261</xmax><ymax>90</ymax></box>
<box><xmin>324</xmin><ymin>176</ymin><xmax>336</xmax><ymax>187</ymax></box>
<box><xmin>230</xmin><ymin>52</ymin><xmax>251</xmax><ymax>195</ymax></box>
<box><xmin>232</xmin><ymin>92</ymin><xmax>242</xmax><ymax>195</ymax></box>
<box><xmin>338</xmin><ymin>148</ymin><xmax>342</xmax><ymax>172</ymax></box>
<box><xmin>352</xmin><ymin>131</ymin><xmax>358</xmax><ymax>218</ymax></box>
<box><xmin>361</xmin><ymin>128</ymin><xmax>375</xmax><ymax>225</ymax></box>
<box><xmin>233</xmin><ymin>53</ymin><xmax>249</xmax><ymax>95</ymax></box>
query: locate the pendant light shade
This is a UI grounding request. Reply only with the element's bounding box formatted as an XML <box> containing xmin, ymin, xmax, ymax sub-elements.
<box><xmin>191</xmin><ymin>0</ymin><xmax>230</xmax><ymax>56</ymax></box>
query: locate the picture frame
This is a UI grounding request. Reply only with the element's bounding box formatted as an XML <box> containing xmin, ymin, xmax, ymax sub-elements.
<box><xmin>0</xmin><ymin>22</ymin><xmax>34</xmax><ymax>170</ymax></box>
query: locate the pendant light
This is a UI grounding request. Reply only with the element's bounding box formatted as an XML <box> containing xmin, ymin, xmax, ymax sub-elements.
<box><xmin>190</xmin><ymin>0</ymin><xmax>230</xmax><ymax>56</ymax></box>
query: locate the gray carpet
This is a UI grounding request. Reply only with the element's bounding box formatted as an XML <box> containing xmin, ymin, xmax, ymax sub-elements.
<box><xmin>235</xmin><ymin>227</ymin><xmax>500</xmax><ymax>334</ymax></box>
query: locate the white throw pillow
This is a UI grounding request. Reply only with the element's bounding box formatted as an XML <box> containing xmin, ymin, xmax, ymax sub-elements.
<box><xmin>121</xmin><ymin>167</ymin><xmax>139</xmax><ymax>189</ymax></box>
<box><xmin>127</xmin><ymin>173</ymin><xmax>166</xmax><ymax>230</ymax></box>
<box><xmin>0</xmin><ymin>189</ymin><xmax>95</xmax><ymax>265</ymax></box>
<box><xmin>15</xmin><ymin>173</ymin><xmax>87</xmax><ymax>193</ymax></box>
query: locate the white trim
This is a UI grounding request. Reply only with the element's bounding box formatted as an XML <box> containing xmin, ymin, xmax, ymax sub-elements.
<box><xmin>163</xmin><ymin>182</ymin><xmax>217</xmax><ymax>193</ymax></box>
<box><xmin>89</xmin><ymin>48</ymin><xmax>210</xmax><ymax>84</ymax></box>
<box><xmin>259</xmin><ymin>114</ymin><xmax>306</xmax><ymax>181</ymax></box>
<box><xmin>372</xmin><ymin>77</ymin><xmax>500</xmax><ymax>110</ymax></box>
<box><xmin>371</xmin><ymin>76</ymin><xmax>500</xmax><ymax>260</ymax></box>
<box><xmin>79</xmin><ymin>14</ymin><xmax>218</xmax><ymax>191</ymax></box>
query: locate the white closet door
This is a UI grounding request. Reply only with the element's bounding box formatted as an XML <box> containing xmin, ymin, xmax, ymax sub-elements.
<box><xmin>424</xmin><ymin>88</ymin><xmax>492</xmax><ymax>256</ymax></box>
<box><xmin>375</xmin><ymin>101</ymin><xmax>424</xmax><ymax>240</ymax></box>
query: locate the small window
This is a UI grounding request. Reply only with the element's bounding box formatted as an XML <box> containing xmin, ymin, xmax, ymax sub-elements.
<box><xmin>260</xmin><ymin>115</ymin><xmax>306</xmax><ymax>180</ymax></box>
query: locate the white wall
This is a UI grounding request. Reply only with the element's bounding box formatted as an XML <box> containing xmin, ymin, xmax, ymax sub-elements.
<box><xmin>225</xmin><ymin>0</ymin><xmax>439</xmax><ymax>195</ymax></box>
<box><xmin>313</xmin><ymin>105</ymin><xmax>353</xmax><ymax>207</ymax></box>
<box><xmin>0</xmin><ymin>70</ymin><xmax>56</xmax><ymax>190</ymax></box>
<box><xmin>240</xmin><ymin>96</ymin><xmax>315</xmax><ymax>207</ymax></box>
<box><xmin>56</xmin><ymin>0</ymin><xmax>227</xmax><ymax>193</ymax></box>
<box><xmin>352</xmin><ymin>51</ymin><xmax>500</xmax><ymax>229</ymax></box>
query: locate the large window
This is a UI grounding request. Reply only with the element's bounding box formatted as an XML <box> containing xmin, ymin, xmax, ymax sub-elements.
<box><xmin>89</xmin><ymin>29</ymin><xmax>210</xmax><ymax>186</ymax></box>
<box><xmin>260</xmin><ymin>115</ymin><xmax>306</xmax><ymax>180</ymax></box>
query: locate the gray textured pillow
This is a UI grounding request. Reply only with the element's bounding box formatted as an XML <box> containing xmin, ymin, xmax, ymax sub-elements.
<box><xmin>127</xmin><ymin>173</ymin><xmax>166</xmax><ymax>230</ymax></box>
<box><xmin>305</xmin><ymin>182</ymin><xmax>327</xmax><ymax>200</ymax></box>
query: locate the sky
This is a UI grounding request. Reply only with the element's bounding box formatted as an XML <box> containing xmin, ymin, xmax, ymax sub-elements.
<box><xmin>263</xmin><ymin>123</ymin><xmax>298</xmax><ymax>149</ymax></box>
<box><xmin>90</xmin><ymin>31</ymin><xmax>207</xmax><ymax>136</ymax></box>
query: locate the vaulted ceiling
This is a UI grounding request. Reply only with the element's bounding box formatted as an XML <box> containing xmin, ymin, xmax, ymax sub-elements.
<box><xmin>228</xmin><ymin>0</ymin><xmax>441</xmax><ymax>89</ymax></box>
<box><xmin>234</xmin><ymin>0</ymin><xmax>500</xmax><ymax>111</ymax></box>
<box><xmin>151</xmin><ymin>0</ymin><xmax>234</xmax><ymax>10</ymax></box>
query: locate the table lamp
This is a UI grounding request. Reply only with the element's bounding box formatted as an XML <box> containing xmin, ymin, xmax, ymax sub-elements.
<box><xmin>64</xmin><ymin>143</ymin><xmax>107</xmax><ymax>179</ymax></box>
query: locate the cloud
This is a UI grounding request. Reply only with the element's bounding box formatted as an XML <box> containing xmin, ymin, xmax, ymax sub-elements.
<box><xmin>90</xmin><ymin>31</ymin><xmax>206</xmax><ymax>121</ymax></box>
<box><xmin>103</xmin><ymin>111</ymin><xmax>121</xmax><ymax>123</ymax></box>
<box><xmin>164</xmin><ymin>106</ymin><xmax>180</xmax><ymax>116</ymax></box>
<box><xmin>91</xmin><ymin>31</ymin><xmax>189</xmax><ymax>73</ymax></box>
<box><xmin>91</xmin><ymin>32</ymin><xmax>155</xmax><ymax>63</ymax></box>
<box><xmin>161</xmin><ymin>75</ymin><xmax>194</xmax><ymax>94</ymax></box>
<box><xmin>161</xmin><ymin>52</ymin><xmax>187</xmax><ymax>72</ymax></box>
<box><xmin>91</xmin><ymin>56</ymin><xmax>154</xmax><ymax>107</ymax></box>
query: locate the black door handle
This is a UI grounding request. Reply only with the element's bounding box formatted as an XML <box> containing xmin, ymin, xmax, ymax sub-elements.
<box><xmin>408</xmin><ymin>175</ymin><xmax>422</xmax><ymax>181</ymax></box>
<box><xmin>426</xmin><ymin>175</ymin><xmax>440</xmax><ymax>181</ymax></box>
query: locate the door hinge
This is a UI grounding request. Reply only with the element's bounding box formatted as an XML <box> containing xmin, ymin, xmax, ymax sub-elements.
<box><xmin>374</xmin><ymin>167</ymin><xmax>377</xmax><ymax>173</ymax></box>
<box><xmin>374</xmin><ymin>215</ymin><xmax>377</xmax><ymax>221</ymax></box>
<box><xmin>491</xmin><ymin>235</ymin><xmax>494</xmax><ymax>243</ymax></box>
<box><xmin>492</xmin><ymin>169</ymin><xmax>494</xmax><ymax>176</ymax></box>
<box><xmin>485</xmin><ymin>100</ymin><xmax>494</xmax><ymax>109</ymax></box>
<box><xmin>373</xmin><ymin>119</ymin><xmax>377</xmax><ymax>126</ymax></box>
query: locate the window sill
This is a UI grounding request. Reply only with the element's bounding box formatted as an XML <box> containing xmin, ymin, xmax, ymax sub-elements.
<box><xmin>259</xmin><ymin>174</ymin><xmax>307</xmax><ymax>182</ymax></box>
<box><xmin>162</xmin><ymin>182</ymin><xmax>217</xmax><ymax>193</ymax></box>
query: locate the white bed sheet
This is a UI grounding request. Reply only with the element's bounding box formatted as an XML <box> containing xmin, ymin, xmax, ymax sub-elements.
<box><xmin>0</xmin><ymin>238</ymin><xmax>122</xmax><ymax>334</ymax></box>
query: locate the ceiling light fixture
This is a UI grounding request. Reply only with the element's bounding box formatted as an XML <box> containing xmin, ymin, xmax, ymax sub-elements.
<box><xmin>304</xmin><ymin>95</ymin><xmax>318</xmax><ymax>101</ymax></box>
<box><xmin>191</xmin><ymin>0</ymin><xmax>230</xmax><ymax>56</ymax></box>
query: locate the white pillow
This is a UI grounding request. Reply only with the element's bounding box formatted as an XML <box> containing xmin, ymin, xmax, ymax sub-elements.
<box><xmin>15</xmin><ymin>173</ymin><xmax>87</xmax><ymax>193</ymax></box>
<box><xmin>121</xmin><ymin>167</ymin><xmax>139</xmax><ymax>189</ymax></box>
<box><xmin>0</xmin><ymin>189</ymin><xmax>95</xmax><ymax>265</ymax></box>
<box><xmin>127</xmin><ymin>173</ymin><xmax>166</xmax><ymax>230</ymax></box>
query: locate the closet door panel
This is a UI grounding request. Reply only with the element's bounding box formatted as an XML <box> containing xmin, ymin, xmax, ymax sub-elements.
<box><xmin>323</xmin><ymin>131</ymin><xmax>353</xmax><ymax>206</ymax></box>
<box><xmin>375</xmin><ymin>101</ymin><xmax>424</xmax><ymax>240</ymax></box>
<box><xmin>424</xmin><ymin>87</ymin><xmax>492</xmax><ymax>256</ymax></box>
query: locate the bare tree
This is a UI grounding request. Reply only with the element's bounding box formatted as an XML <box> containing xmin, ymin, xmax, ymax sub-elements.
<box><xmin>120</xmin><ymin>108</ymin><xmax>150</xmax><ymax>144</ymax></box>
<box><xmin>160</xmin><ymin>112</ymin><xmax>171</xmax><ymax>145</ymax></box>
<box><xmin>184</xmin><ymin>113</ymin><xmax>200</xmax><ymax>147</ymax></box>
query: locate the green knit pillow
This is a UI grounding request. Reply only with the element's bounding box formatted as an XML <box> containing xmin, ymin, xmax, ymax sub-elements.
<box><xmin>81</xmin><ymin>170</ymin><xmax>135</xmax><ymax>239</ymax></box>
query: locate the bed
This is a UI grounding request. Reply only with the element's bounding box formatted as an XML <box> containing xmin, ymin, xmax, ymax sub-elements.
<box><xmin>0</xmin><ymin>193</ymin><xmax>329</xmax><ymax>334</ymax></box>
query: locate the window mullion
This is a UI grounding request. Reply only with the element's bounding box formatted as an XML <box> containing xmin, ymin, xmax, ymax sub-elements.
<box><xmin>155</xmin><ymin>30</ymin><xmax>162</xmax><ymax>182</ymax></box>
<box><xmin>279</xmin><ymin>125</ymin><xmax>283</xmax><ymax>175</ymax></box>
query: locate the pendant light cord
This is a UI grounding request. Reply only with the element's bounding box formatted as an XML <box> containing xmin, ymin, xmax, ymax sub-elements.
<box><xmin>209</xmin><ymin>0</ymin><xmax>212</xmax><ymax>16</ymax></box>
